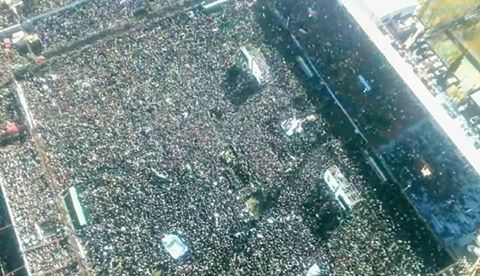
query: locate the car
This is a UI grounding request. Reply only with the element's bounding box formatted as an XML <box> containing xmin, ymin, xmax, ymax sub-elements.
<box><xmin>442</xmin><ymin>103</ymin><xmax>457</xmax><ymax>118</ymax></box>
<box><xmin>474</xmin><ymin>140</ymin><xmax>480</xmax><ymax>150</ymax></box>
<box><xmin>470</xmin><ymin>116</ymin><xmax>480</xmax><ymax>126</ymax></box>
<box><xmin>457</xmin><ymin>103</ymin><xmax>469</xmax><ymax>113</ymax></box>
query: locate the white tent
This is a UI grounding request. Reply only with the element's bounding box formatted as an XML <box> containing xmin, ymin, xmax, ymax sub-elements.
<box><xmin>307</xmin><ymin>264</ymin><xmax>322</xmax><ymax>276</ymax></box>
<box><xmin>240</xmin><ymin>47</ymin><xmax>264</xmax><ymax>84</ymax></box>
<box><xmin>162</xmin><ymin>234</ymin><xmax>188</xmax><ymax>260</ymax></box>
<box><xmin>471</xmin><ymin>91</ymin><xmax>480</xmax><ymax>109</ymax></box>
<box><xmin>323</xmin><ymin>166</ymin><xmax>362</xmax><ymax>210</ymax></box>
<box><xmin>281</xmin><ymin>117</ymin><xmax>303</xmax><ymax>137</ymax></box>
<box><xmin>66</xmin><ymin>186</ymin><xmax>87</xmax><ymax>227</ymax></box>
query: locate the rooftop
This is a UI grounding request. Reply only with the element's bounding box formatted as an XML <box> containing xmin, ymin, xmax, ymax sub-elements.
<box><xmin>360</xmin><ymin>0</ymin><xmax>417</xmax><ymax>20</ymax></box>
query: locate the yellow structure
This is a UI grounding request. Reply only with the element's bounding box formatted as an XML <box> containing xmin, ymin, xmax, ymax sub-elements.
<box><xmin>416</xmin><ymin>0</ymin><xmax>480</xmax><ymax>99</ymax></box>
<box><xmin>417</xmin><ymin>0</ymin><xmax>480</xmax><ymax>32</ymax></box>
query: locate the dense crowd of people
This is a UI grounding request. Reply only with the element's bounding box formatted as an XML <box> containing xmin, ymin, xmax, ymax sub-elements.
<box><xmin>0</xmin><ymin>0</ymin><xmax>454</xmax><ymax>274</ymax></box>
<box><xmin>20</xmin><ymin>0</ymin><xmax>76</xmax><ymax>18</ymax></box>
<box><xmin>0</xmin><ymin>2</ymin><xmax>18</xmax><ymax>29</ymax></box>
<box><xmin>0</xmin><ymin>139</ymin><xmax>77</xmax><ymax>274</ymax></box>
<box><xmin>33</xmin><ymin>0</ymin><xmax>145</xmax><ymax>50</ymax></box>
<box><xmin>271</xmin><ymin>0</ymin><xmax>427</xmax><ymax>146</ymax></box>
<box><xmin>381</xmin><ymin>119</ymin><xmax>480</xmax><ymax>245</ymax></box>
<box><xmin>0</xmin><ymin>0</ymin><xmax>75</xmax><ymax>30</ymax></box>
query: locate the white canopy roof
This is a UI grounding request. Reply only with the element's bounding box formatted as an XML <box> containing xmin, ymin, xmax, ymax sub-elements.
<box><xmin>162</xmin><ymin>234</ymin><xmax>188</xmax><ymax>259</ymax></box>
<box><xmin>68</xmin><ymin>186</ymin><xmax>87</xmax><ymax>227</ymax></box>
<box><xmin>471</xmin><ymin>91</ymin><xmax>480</xmax><ymax>108</ymax></box>
<box><xmin>1</xmin><ymin>0</ymin><xmax>22</xmax><ymax>6</ymax></box>
<box><xmin>307</xmin><ymin>264</ymin><xmax>322</xmax><ymax>276</ymax></box>
<box><xmin>359</xmin><ymin>0</ymin><xmax>417</xmax><ymax>20</ymax></box>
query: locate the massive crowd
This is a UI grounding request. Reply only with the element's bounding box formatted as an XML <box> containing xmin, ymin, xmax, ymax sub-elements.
<box><xmin>20</xmin><ymin>0</ymin><xmax>76</xmax><ymax>18</ymax></box>
<box><xmin>381</xmin><ymin>119</ymin><xmax>480</xmax><ymax>245</ymax></box>
<box><xmin>271</xmin><ymin>0</ymin><xmax>427</xmax><ymax>147</ymax></box>
<box><xmin>0</xmin><ymin>0</ymin><xmax>189</xmax><ymax>56</ymax></box>
<box><xmin>0</xmin><ymin>0</ymin><xmax>453</xmax><ymax>274</ymax></box>
<box><xmin>0</xmin><ymin>2</ymin><xmax>17</xmax><ymax>29</ymax></box>
<box><xmin>33</xmin><ymin>0</ymin><xmax>146</xmax><ymax>51</ymax></box>
<box><xmin>0</xmin><ymin>139</ymin><xmax>78</xmax><ymax>274</ymax></box>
